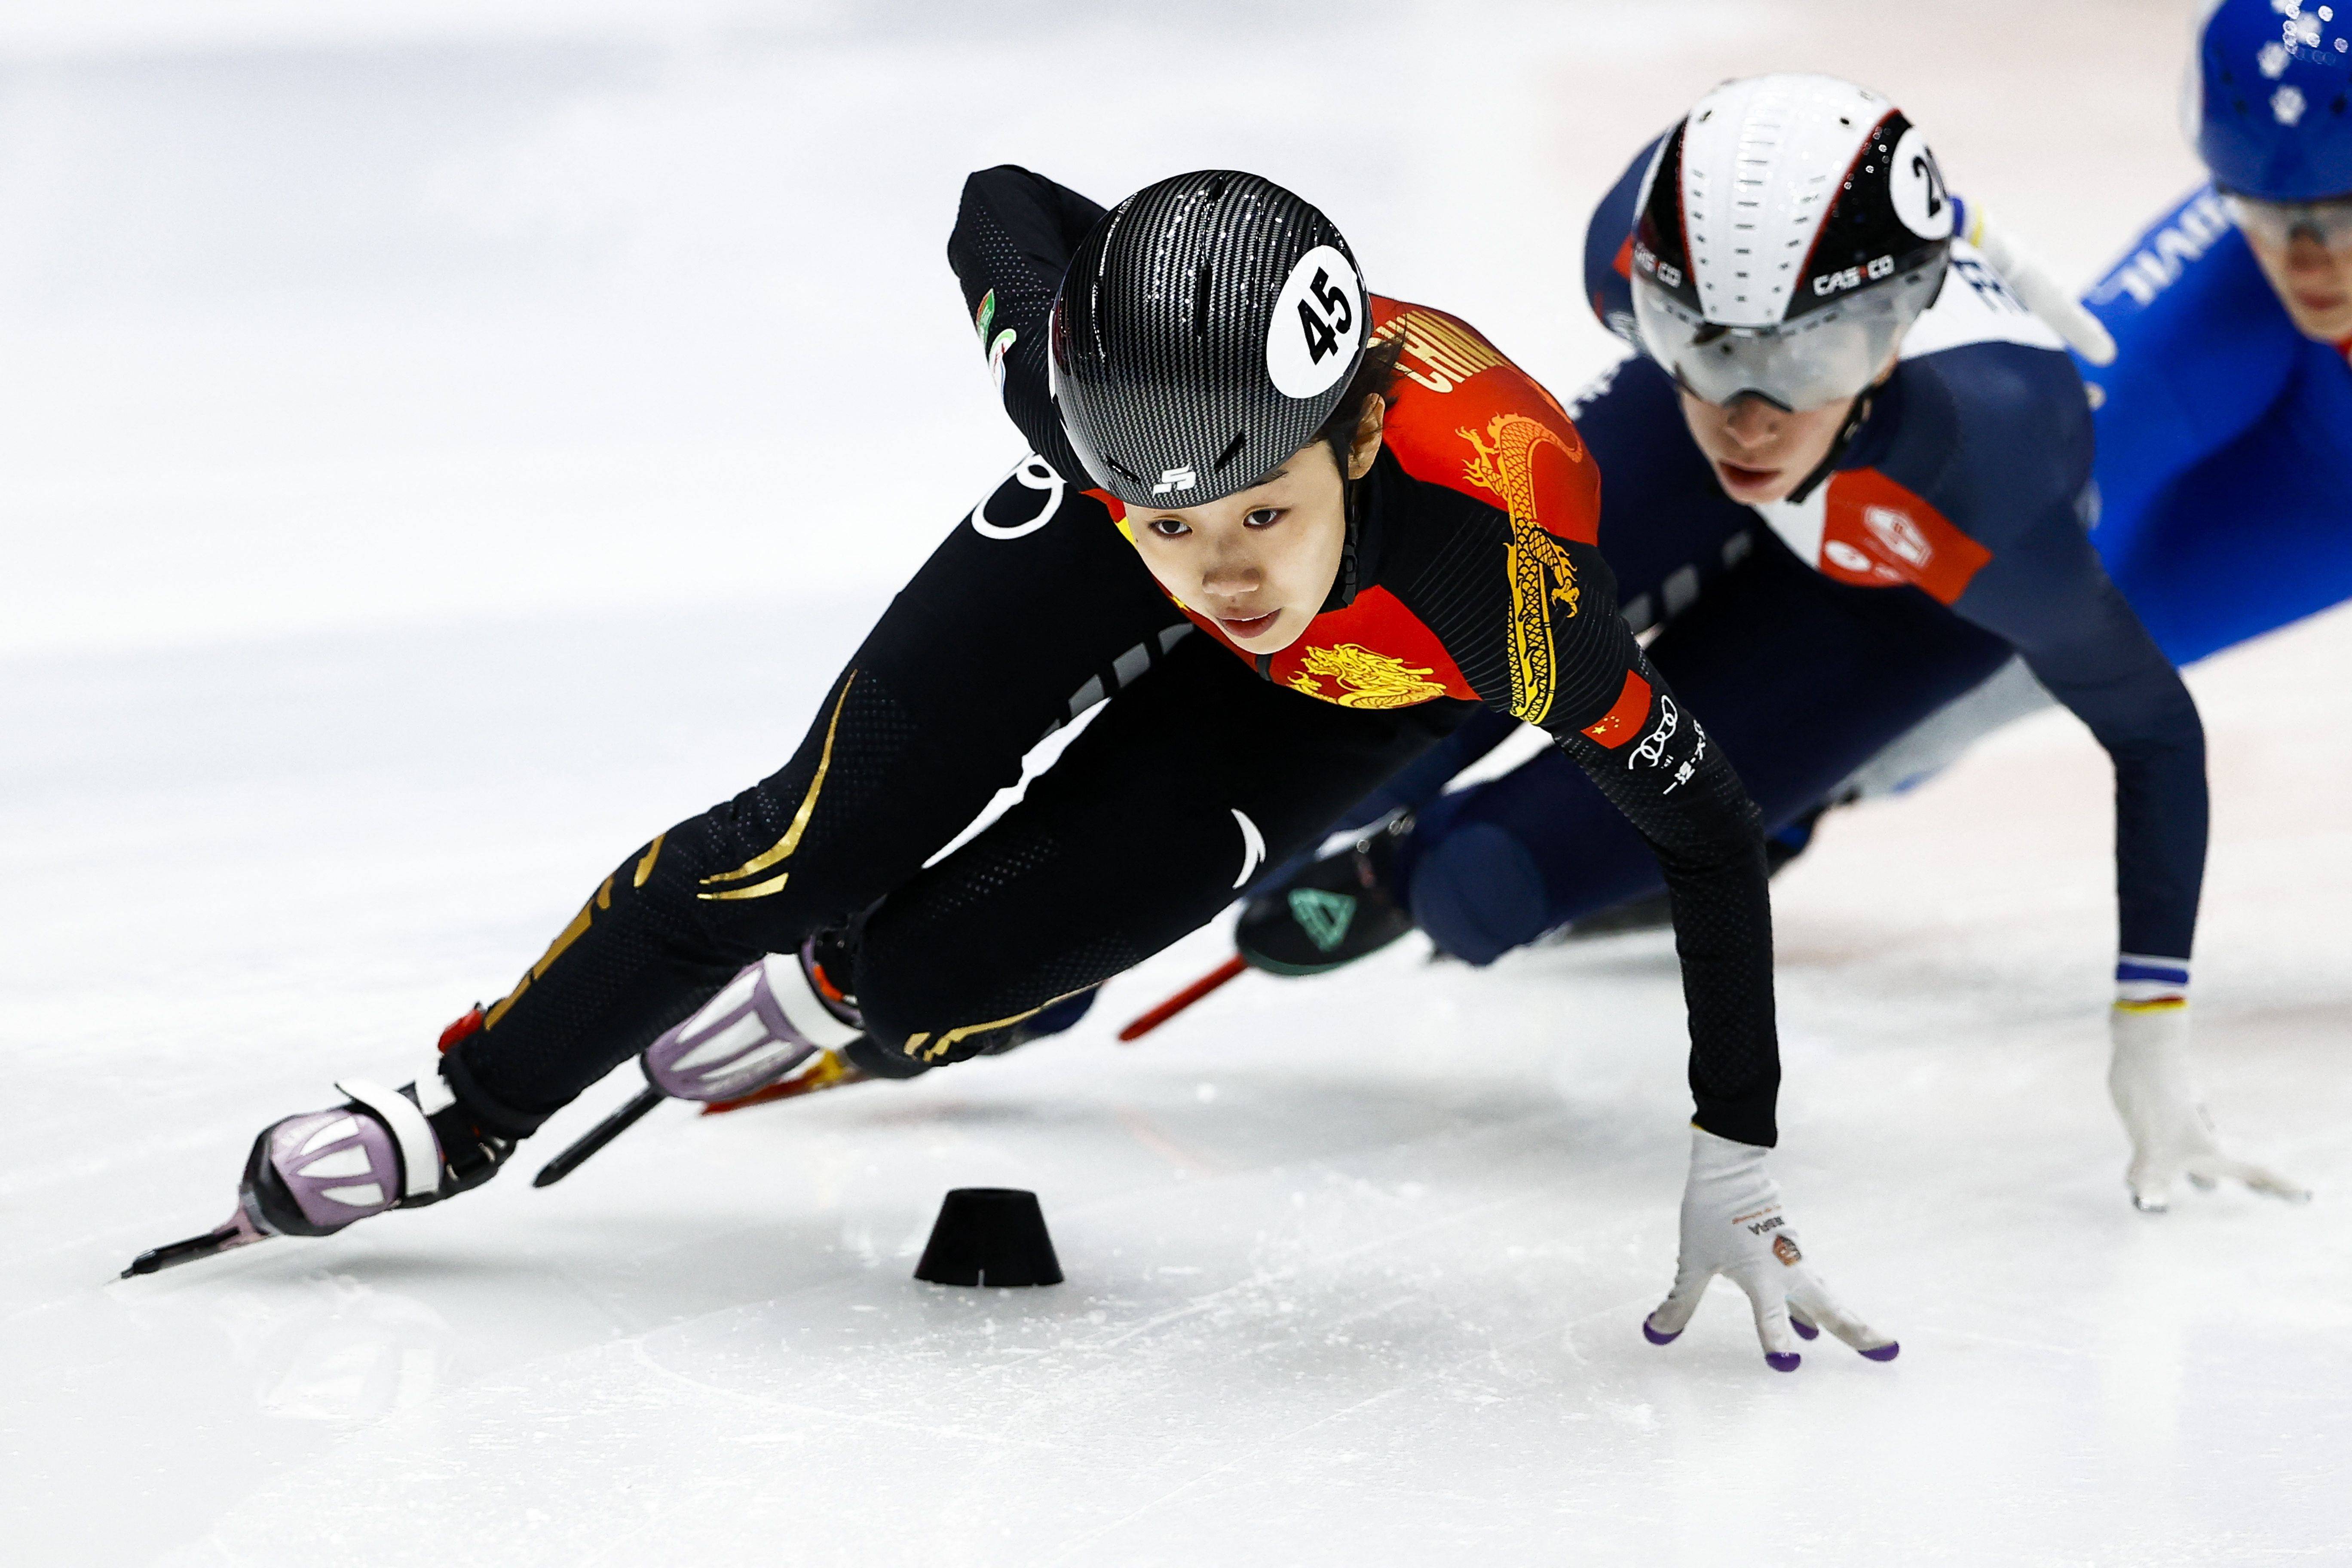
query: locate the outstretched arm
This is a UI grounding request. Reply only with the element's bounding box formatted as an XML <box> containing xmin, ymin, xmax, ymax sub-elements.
<box><xmin>1525</xmin><ymin>544</ymin><xmax>1780</xmax><ymax>1145</ymax></box>
<box><xmin>1525</xmin><ymin>533</ymin><xmax>1896</xmax><ymax>1369</ymax></box>
<box><xmin>1395</xmin><ymin>444</ymin><xmax>1893</xmax><ymax>1369</ymax></box>
<box><xmin>945</xmin><ymin>165</ymin><xmax>1109</xmax><ymax>484</ymax></box>
<box><xmin>1957</xmin><ymin>503</ymin><xmax>2303</xmax><ymax>1209</ymax></box>
<box><xmin>1963</xmin><ymin>505</ymin><xmax>2208</xmax><ymax>965</ymax></box>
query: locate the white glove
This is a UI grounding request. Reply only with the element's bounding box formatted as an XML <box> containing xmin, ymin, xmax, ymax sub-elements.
<box><xmin>2107</xmin><ymin>1004</ymin><xmax>2309</xmax><ymax>1212</ymax></box>
<box><xmin>1643</xmin><ymin>1128</ymin><xmax>1898</xmax><ymax>1371</ymax></box>
<box><xmin>1953</xmin><ymin>198</ymin><xmax>2117</xmax><ymax>367</ymax></box>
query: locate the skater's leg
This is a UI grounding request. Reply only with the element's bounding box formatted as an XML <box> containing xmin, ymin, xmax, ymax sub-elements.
<box><xmin>443</xmin><ymin>472</ymin><xmax>1188</xmax><ymax>1133</ymax></box>
<box><xmin>842</xmin><ymin>633</ymin><xmax>1468</xmax><ymax>1066</ymax></box>
<box><xmin>1406</xmin><ymin>537</ymin><xmax>2013</xmax><ymax>961</ymax></box>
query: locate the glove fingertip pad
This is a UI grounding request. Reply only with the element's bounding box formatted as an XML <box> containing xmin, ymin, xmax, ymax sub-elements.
<box><xmin>1860</xmin><ymin>1341</ymin><xmax>1900</xmax><ymax>1363</ymax></box>
<box><xmin>1641</xmin><ymin>1320</ymin><xmax>1681</xmax><ymax>1346</ymax></box>
<box><xmin>1764</xmin><ymin>1351</ymin><xmax>1802</xmax><ymax>1372</ymax></box>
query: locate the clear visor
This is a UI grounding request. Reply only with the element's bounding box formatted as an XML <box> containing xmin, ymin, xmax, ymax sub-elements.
<box><xmin>2220</xmin><ymin>191</ymin><xmax>2352</xmax><ymax>250</ymax></box>
<box><xmin>1631</xmin><ymin>260</ymin><xmax>1946</xmax><ymax>412</ymax></box>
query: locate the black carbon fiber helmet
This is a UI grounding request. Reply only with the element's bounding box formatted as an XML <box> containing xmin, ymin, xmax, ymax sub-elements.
<box><xmin>1050</xmin><ymin>170</ymin><xmax>1368</xmax><ymax>508</ymax></box>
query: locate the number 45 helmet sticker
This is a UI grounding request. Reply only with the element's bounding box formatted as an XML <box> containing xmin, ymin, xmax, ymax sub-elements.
<box><xmin>1268</xmin><ymin>245</ymin><xmax>1365</xmax><ymax>399</ymax></box>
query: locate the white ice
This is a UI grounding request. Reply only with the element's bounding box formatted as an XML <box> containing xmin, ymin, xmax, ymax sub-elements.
<box><xmin>4</xmin><ymin>2</ymin><xmax>2348</xmax><ymax>1563</ymax></box>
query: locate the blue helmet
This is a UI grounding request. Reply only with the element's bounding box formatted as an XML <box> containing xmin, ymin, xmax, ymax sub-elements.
<box><xmin>2189</xmin><ymin>0</ymin><xmax>2352</xmax><ymax>199</ymax></box>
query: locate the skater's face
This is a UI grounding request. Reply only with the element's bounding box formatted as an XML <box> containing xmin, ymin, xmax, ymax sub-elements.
<box><xmin>1676</xmin><ymin>387</ymin><xmax>1858</xmax><ymax>506</ymax></box>
<box><xmin>1124</xmin><ymin>397</ymin><xmax>1387</xmax><ymax>654</ymax></box>
<box><xmin>2239</xmin><ymin>210</ymin><xmax>2352</xmax><ymax>342</ymax></box>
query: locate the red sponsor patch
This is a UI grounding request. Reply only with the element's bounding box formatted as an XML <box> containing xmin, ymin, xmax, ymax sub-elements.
<box><xmin>1612</xmin><ymin>233</ymin><xmax>1634</xmax><ymax>280</ymax></box>
<box><xmin>1580</xmin><ymin>668</ymin><xmax>1653</xmax><ymax>748</ymax></box>
<box><xmin>1817</xmin><ymin>469</ymin><xmax>1991</xmax><ymax>606</ymax></box>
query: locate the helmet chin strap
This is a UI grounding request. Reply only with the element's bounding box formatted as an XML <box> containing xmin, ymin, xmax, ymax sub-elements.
<box><xmin>1321</xmin><ymin>475</ymin><xmax>1365</xmax><ymax>612</ymax></box>
<box><xmin>1782</xmin><ymin>386</ymin><xmax>1878</xmax><ymax>507</ymax></box>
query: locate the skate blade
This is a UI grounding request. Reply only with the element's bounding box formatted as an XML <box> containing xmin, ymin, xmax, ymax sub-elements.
<box><xmin>701</xmin><ymin>1051</ymin><xmax>867</xmax><ymax>1115</ymax></box>
<box><xmin>531</xmin><ymin>1083</ymin><xmax>665</xmax><ymax>1188</ymax></box>
<box><xmin>120</xmin><ymin>1215</ymin><xmax>268</xmax><ymax>1279</ymax></box>
<box><xmin>1116</xmin><ymin>954</ymin><xmax>1247</xmax><ymax>1042</ymax></box>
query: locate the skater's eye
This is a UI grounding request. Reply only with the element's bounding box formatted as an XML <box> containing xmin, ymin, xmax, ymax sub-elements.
<box><xmin>1243</xmin><ymin>507</ymin><xmax>1282</xmax><ymax>529</ymax></box>
<box><xmin>1145</xmin><ymin>516</ymin><xmax>1190</xmax><ymax>538</ymax></box>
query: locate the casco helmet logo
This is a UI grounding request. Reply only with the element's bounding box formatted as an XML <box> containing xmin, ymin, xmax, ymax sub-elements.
<box><xmin>1815</xmin><ymin>255</ymin><xmax>1898</xmax><ymax>296</ymax></box>
<box><xmin>1152</xmin><ymin>466</ymin><xmax>1198</xmax><ymax>496</ymax></box>
<box><xmin>1267</xmin><ymin>244</ymin><xmax>1363</xmax><ymax>399</ymax></box>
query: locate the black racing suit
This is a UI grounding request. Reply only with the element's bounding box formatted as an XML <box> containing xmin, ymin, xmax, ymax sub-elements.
<box><xmin>444</xmin><ymin>167</ymin><xmax>1788</xmax><ymax>1147</ymax></box>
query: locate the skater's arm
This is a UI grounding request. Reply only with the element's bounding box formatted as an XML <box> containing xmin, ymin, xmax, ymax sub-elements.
<box><xmin>1376</xmin><ymin>315</ymin><xmax>1780</xmax><ymax>1146</ymax></box>
<box><xmin>1388</xmin><ymin>485</ymin><xmax>1779</xmax><ymax>1146</ymax></box>
<box><xmin>1531</xmin><ymin>559</ymin><xmax>1780</xmax><ymax>1149</ymax></box>
<box><xmin>946</xmin><ymin>165</ymin><xmax>1110</xmax><ymax>484</ymax></box>
<box><xmin>1956</xmin><ymin>505</ymin><xmax>2208</xmax><ymax>964</ymax></box>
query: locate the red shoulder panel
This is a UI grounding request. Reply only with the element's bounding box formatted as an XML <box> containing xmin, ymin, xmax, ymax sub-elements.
<box><xmin>1819</xmin><ymin>468</ymin><xmax>1991</xmax><ymax>606</ymax></box>
<box><xmin>1369</xmin><ymin>297</ymin><xmax>1602</xmax><ymax>546</ymax></box>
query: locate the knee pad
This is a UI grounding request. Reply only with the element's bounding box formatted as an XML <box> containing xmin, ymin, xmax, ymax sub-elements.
<box><xmin>1408</xmin><ymin>821</ymin><xmax>1553</xmax><ymax>967</ymax></box>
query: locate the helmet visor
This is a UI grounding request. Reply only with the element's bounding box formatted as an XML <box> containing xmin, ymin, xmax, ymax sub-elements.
<box><xmin>2220</xmin><ymin>191</ymin><xmax>2352</xmax><ymax>250</ymax></box>
<box><xmin>1631</xmin><ymin>260</ymin><xmax>1946</xmax><ymax>411</ymax></box>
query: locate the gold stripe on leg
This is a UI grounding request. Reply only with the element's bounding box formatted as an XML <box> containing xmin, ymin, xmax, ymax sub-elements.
<box><xmin>700</xmin><ymin>671</ymin><xmax>858</xmax><ymax>894</ymax></box>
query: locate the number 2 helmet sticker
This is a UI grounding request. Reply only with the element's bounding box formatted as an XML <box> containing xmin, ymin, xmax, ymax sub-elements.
<box><xmin>1888</xmin><ymin>126</ymin><xmax>1952</xmax><ymax>242</ymax></box>
<box><xmin>1267</xmin><ymin>245</ymin><xmax>1364</xmax><ymax>399</ymax></box>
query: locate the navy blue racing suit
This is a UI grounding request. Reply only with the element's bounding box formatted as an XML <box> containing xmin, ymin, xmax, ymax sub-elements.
<box><xmin>1380</xmin><ymin>141</ymin><xmax>2208</xmax><ymax>993</ymax></box>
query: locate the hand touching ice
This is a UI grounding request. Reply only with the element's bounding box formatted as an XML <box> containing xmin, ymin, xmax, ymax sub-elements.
<box><xmin>1643</xmin><ymin>1128</ymin><xmax>1899</xmax><ymax>1371</ymax></box>
<box><xmin>2109</xmin><ymin>1004</ymin><xmax>2309</xmax><ymax>1213</ymax></box>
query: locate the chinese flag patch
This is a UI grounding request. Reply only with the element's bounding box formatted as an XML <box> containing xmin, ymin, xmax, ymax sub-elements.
<box><xmin>1580</xmin><ymin>668</ymin><xmax>1653</xmax><ymax>748</ymax></box>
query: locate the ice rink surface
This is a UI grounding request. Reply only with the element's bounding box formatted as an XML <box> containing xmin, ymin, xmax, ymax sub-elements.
<box><xmin>3</xmin><ymin>1</ymin><xmax>2347</xmax><ymax>1563</ymax></box>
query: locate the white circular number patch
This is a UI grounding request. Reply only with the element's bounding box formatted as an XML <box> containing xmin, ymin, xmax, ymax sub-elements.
<box><xmin>1266</xmin><ymin>244</ymin><xmax>1364</xmax><ymax>400</ymax></box>
<box><xmin>1888</xmin><ymin>126</ymin><xmax>1952</xmax><ymax>241</ymax></box>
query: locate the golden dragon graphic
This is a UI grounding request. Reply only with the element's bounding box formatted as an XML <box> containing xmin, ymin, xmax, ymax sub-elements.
<box><xmin>1287</xmin><ymin>643</ymin><xmax>1449</xmax><ymax>709</ymax></box>
<box><xmin>1458</xmin><ymin>413</ymin><xmax>1583</xmax><ymax>724</ymax></box>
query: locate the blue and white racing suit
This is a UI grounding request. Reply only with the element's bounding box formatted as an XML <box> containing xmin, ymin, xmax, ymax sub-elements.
<box><xmin>2084</xmin><ymin>186</ymin><xmax>2352</xmax><ymax>665</ymax></box>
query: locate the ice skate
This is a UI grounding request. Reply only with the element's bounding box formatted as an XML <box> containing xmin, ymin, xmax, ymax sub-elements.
<box><xmin>122</xmin><ymin>1069</ymin><xmax>515</xmax><ymax>1277</ymax></box>
<box><xmin>1235</xmin><ymin>813</ymin><xmax>1418</xmax><ymax>976</ymax></box>
<box><xmin>532</xmin><ymin>941</ymin><xmax>870</xmax><ymax>1186</ymax></box>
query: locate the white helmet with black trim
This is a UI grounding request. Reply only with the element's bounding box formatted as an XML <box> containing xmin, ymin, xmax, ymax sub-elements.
<box><xmin>1630</xmin><ymin>74</ymin><xmax>1954</xmax><ymax>411</ymax></box>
